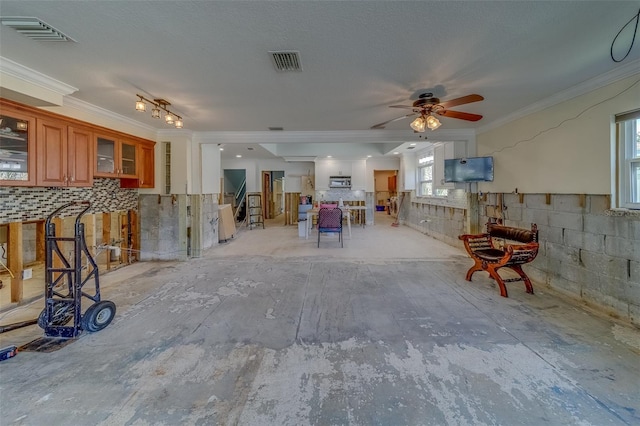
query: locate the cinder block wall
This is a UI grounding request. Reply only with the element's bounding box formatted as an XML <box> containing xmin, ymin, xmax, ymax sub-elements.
<box><xmin>139</xmin><ymin>194</ymin><xmax>186</xmax><ymax>261</ymax></box>
<box><xmin>478</xmin><ymin>193</ymin><xmax>639</xmax><ymax>325</ymax></box>
<box><xmin>191</xmin><ymin>194</ymin><xmax>219</xmax><ymax>257</ymax></box>
<box><xmin>401</xmin><ymin>191</ymin><xmax>467</xmax><ymax>248</ymax></box>
<box><xmin>402</xmin><ymin>191</ymin><xmax>639</xmax><ymax>324</ymax></box>
<box><xmin>139</xmin><ymin>194</ymin><xmax>219</xmax><ymax>261</ymax></box>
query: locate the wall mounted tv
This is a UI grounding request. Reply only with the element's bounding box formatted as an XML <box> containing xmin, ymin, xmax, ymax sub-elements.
<box><xmin>444</xmin><ymin>156</ymin><xmax>494</xmax><ymax>183</ymax></box>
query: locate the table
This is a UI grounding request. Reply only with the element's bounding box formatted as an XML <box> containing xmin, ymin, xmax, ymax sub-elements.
<box><xmin>305</xmin><ymin>206</ymin><xmax>366</xmax><ymax>240</ymax></box>
<box><xmin>345</xmin><ymin>205</ymin><xmax>366</xmax><ymax>227</ymax></box>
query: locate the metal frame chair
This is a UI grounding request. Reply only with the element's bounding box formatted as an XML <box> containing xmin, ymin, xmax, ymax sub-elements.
<box><xmin>317</xmin><ymin>207</ymin><xmax>343</xmax><ymax>247</ymax></box>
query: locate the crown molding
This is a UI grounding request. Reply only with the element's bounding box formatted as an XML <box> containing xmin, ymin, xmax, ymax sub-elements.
<box><xmin>0</xmin><ymin>56</ymin><xmax>77</xmax><ymax>96</ymax></box>
<box><xmin>158</xmin><ymin>128</ymin><xmax>195</xmax><ymax>139</ymax></box>
<box><xmin>478</xmin><ymin>59</ymin><xmax>640</xmax><ymax>133</ymax></box>
<box><xmin>63</xmin><ymin>96</ymin><xmax>157</xmax><ymax>135</ymax></box>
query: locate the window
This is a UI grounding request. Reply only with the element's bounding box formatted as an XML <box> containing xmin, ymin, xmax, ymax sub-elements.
<box><xmin>617</xmin><ymin>110</ymin><xmax>640</xmax><ymax>209</ymax></box>
<box><xmin>418</xmin><ymin>151</ymin><xmax>434</xmax><ymax>196</ymax></box>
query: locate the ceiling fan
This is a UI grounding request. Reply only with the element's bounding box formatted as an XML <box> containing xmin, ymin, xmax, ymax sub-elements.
<box><xmin>371</xmin><ymin>92</ymin><xmax>484</xmax><ymax>131</ymax></box>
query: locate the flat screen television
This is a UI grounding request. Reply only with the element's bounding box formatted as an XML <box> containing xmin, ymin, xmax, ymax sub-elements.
<box><xmin>444</xmin><ymin>156</ymin><xmax>494</xmax><ymax>182</ymax></box>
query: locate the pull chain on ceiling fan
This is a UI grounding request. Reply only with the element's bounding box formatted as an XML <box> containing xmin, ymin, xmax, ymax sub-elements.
<box><xmin>371</xmin><ymin>93</ymin><xmax>484</xmax><ymax>131</ymax></box>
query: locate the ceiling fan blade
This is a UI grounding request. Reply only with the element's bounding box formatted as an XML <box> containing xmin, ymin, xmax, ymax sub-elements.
<box><xmin>371</xmin><ymin>113</ymin><xmax>417</xmax><ymax>129</ymax></box>
<box><xmin>389</xmin><ymin>105</ymin><xmax>417</xmax><ymax>109</ymax></box>
<box><xmin>438</xmin><ymin>94</ymin><xmax>484</xmax><ymax>109</ymax></box>
<box><xmin>437</xmin><ymin>110</ymin><xmax>483</xmax><ymax>121</ymax></box>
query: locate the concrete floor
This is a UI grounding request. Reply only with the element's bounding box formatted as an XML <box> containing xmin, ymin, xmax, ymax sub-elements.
<box><xmin>0</xmin><ymin>213</ymin><xmax>639</xmax><ymax>425</ymax></box>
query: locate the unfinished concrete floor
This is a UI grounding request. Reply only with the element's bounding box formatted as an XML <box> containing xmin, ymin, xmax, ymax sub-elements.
<box><xmin>0</xmin><ymin>212</ymin><xmax>639</xmax><ymax>425</ymax></box>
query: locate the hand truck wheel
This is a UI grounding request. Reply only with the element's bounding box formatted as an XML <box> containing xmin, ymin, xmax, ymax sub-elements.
<box><xmin>81</xmin><ymin>301</ymin><xmax>116</xmax><ymax>333</ymax></box>
<box><xmin>37</xmin><ymin>302</ymin><xmax>73</xmax><ymax>329</ymax></box>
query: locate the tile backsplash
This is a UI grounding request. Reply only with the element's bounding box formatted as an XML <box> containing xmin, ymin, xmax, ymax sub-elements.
<box><xmin>315</xmin><ymin>188</ymin><xmax>366</xmax><ymax>203</ymax></box>
<box><xmin>0</xmin><ymin>178</ymin><xmax>138</xmax><ymax>224</ymax></box>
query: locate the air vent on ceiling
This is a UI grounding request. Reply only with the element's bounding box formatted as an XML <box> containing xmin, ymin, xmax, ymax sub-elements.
<box><xmin>268</xmin><ymin>127</ymin><xmax>284</xmax><ymax>131</ymax></box>
<box><xmin>0</xmin><ymin>16</ymin><xmax>75</xmax><ymax>42</ymax></box>
<box><xmin>269</xmin><ymin>51</ymin><xmax>302</xmax><ymax>72</ymax></box>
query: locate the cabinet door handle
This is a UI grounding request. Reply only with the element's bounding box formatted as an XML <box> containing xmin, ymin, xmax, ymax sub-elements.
<box><xmin>63</xmin><ymin>174</ymin><xmax>68</xmax><ymax>183</ymax></box>
<box><xmin>70</xmin><ymin>175</ymin><xmax>75</xmax><ymax>182</ymax></box>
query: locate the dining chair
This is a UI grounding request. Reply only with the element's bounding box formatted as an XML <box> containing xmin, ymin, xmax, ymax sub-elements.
<box><xmin>317</xmin><ymin>207</ymin><xmax>343</xmax><ymax>247</ymax></box>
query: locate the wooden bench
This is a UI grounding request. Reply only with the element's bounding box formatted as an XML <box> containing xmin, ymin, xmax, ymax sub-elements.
<box><xmin>459</xmin><ymin>223</ymin><xmax>539</xmax><ymax>297</ymax></box>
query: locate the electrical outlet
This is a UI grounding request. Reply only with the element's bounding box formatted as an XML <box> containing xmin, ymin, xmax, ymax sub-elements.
<box><xmin>22</xmin><ymin>268</ymin><xmax>32</xmax><ymax>280</ymax></box>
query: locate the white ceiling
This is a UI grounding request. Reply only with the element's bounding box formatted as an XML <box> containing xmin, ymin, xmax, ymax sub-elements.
<box><xmin>0</xmin><ymin>1</ymin><xmax>638</xmax><ymax>161</ymax></box>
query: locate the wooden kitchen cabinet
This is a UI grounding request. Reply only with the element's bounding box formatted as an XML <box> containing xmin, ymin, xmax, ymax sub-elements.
<box><xmin>67</xmin><ymin>126</ymin><xmax>94</xmax><ymax>186</ymax></box>
<box><xmin>36</xmin><ymin>119</ymin><xmax>93</xmax><ymax>187</ymax></box>
<box><xmin>1</xmin><ymin>98</ymin><xmax>155</xmax><ymax>187</ymax></box>
<box><xmin>138</xmin><ymin>141</ymin><xmax>155</xmax><ymax>188</ymax></box>
<box><xmin>95</xmin><ymin>133</ymin><xmax>137</xmax><ymax>179</ymax></box>
<box><xmin>121</xmin><ymin>140</ymin><xmax>155</xmax><ymax>188</ymax></box>
<box><xmin>0</xmin><ymin>105</ymin><xmax>37</xmax><ymax>186</ymax></box>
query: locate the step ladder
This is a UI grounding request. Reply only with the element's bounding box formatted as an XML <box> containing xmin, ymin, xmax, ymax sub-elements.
<box><xmin>246</xmin><ymin>192</ymin><xmax>265</xmax><ymax>229</ymax></box>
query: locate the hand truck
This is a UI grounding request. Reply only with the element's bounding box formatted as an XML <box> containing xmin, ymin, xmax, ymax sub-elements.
<box><xmin>38</xmin><ymin>201</ymin><xmax>116</xmax><ymax>338</ymax></box>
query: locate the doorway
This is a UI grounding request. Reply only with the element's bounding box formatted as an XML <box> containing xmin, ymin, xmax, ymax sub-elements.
<box><xmin>262</xmin><ymin>171</ymin><xmax>285</xmax><ymax>220</ymax></box>
<box><xmin>373</xmin><ymin>170</ymin><xmax>398</xmax><ymax>215</ymax></box>
<box><xmin>223</xmin><ymin>169</ymin><xmax>247</xmax><ymax>220</ymax></box>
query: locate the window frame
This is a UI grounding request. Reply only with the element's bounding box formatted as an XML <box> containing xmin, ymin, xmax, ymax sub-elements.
<box><xmin>617</xmin><ymin>110</ymin><xmax>640</xmax><ymax>209</ymax></box>
<box><xmin>417</xmin><ymin>149</ymin><xmax>434</xmax><ymax>197</ymax></box>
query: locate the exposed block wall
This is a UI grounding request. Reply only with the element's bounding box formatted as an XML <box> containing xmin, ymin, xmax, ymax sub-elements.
<box><xmin>478</xmin><ymin>193</ymin><xmax>639</xmax><ymax>325</ymax></box>
<box><xmin>403</xmin><ymin>192</ymin><xmax>467</xmax><ymax>248</ymax></box>
<box><xmin>403</xmin><ymin>191</ymin><xmax>639</xmax><ymax>325</ymax></box>
<box><xmin>139</xmin><ymin>194</ymin><xmax>218</xmax><ymax>261</ymax></box>
<box><xmin>139</xmin><ymin>195</ymin><xmax>185</xmax><ymax>261</ymax></box>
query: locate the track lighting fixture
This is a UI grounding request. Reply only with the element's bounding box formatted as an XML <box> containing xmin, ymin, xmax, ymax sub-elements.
<box><xmin>135</xmin><ymin>96</ymin><xmax>146</xmax><ymax>112</ymax></box>
<box><xmin>135</xmin><ymin>94</ymin><xmax>184</xmax><ymax>128</ymax></box>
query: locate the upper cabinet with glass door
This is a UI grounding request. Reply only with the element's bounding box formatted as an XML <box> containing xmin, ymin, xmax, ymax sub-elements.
<box><xmin>94</xmin><ymin>133</ymin><xmax>137</xmax><ymax>178</ymax></box>
<box><xmin>0</xmin><ymin>108</ymin><xmax>36</xmax><ymax>186</ymax></box>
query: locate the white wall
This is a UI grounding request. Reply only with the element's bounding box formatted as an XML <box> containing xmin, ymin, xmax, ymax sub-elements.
<box><xmin>221</xmin><ymin>158</ymin><xmax>314</xmax><ymax>193</ymax></box>
<box><xmin>365</xmin><ymin>157</ymin><xmax>400</xmax><ymax>192</ymax></box>
<box><xmin>158</xmin><ymin>133</ymin><xmax>194</xmax><ymax>194</ymax></box>
<box><xmin>201</xmin><ymin>144</ymin><xmax>221</xmax><ymax>194</ymax></box>
<box><xmin>477</xmin><ymin>73</ymin><xmax>640</xmax><ymax>194</ymax></box>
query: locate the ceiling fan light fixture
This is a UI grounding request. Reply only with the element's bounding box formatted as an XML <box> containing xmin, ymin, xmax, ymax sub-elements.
<box><xmin>174</xmin><ymin>118</ymin><xmax>183</xmax><ymax>129</ymax></box>
<box><xmin>426</xmin><ymin>115</ymin><xmax>441</xmax><ymax>130</ymax></box>
<box><xmin>410</xmin><ymin>116</ymin><xmax>426</xmax><ymax>132</ymax></box>
<box><xmin>165</xmin><ymin>112</ymin><xmax>174</xmax><ymax>124</ymax></box>
<box><xmin>374</xmin><ymin>93</ymin><xmax>484</xmax><ymax>131</ymax></box>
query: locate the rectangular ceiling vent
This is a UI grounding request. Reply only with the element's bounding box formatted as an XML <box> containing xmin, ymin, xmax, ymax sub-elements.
<box><xmin>1</xmin><ymin>17</ymin><xmax>75</xmax><ymax>42</ymax></box>
<box><xmin>269</xmin><ymin>51</ymin><xmax>302</xmax><ymax>72</ymax></box>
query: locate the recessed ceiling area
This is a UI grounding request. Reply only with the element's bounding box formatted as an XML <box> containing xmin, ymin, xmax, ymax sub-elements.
<box><xmin>219</xmin><ymin>140</ymin><xmax>432</xmax><ymax>161</ymax></box>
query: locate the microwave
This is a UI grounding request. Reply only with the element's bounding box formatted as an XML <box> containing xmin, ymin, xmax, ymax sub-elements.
<box><xmin>329</xmin><ymin>176</ymin><xmax>351</xmax><ymax>188</ymax></box>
